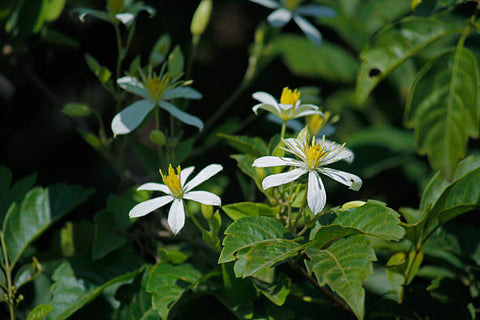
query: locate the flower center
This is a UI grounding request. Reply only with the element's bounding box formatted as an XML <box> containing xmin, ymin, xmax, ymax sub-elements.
<box><xmin>284</xmin><ymin>0</ymin><xmax>303</xmax><ymax>11</ymax></box>
<box><xmin>279</xmin><ymin>87</ymin><xmax>301</xmax><ymax>106</ymax></box>
<box><xmin>304</xmin><ymin>137</ymin><xmax>329</xmax><ymax>170</ymax></box>
<box><xmin>160</xmin><ymin>164</ymin><xmax>183</xmax><ymax>198</ymax></box>
<box><xmin>145</xmin><ymin>74</ymin><xmax>171</xmax><ymax>101</ymax></box>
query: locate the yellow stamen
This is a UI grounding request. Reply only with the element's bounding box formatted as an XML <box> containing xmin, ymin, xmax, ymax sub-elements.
<box><xmin>279</xmin><ymin>87</ymin><xmax>301</xmax><ymax>106</ymax></box>
<box><xmin>303</xmin><ymin>137</ymin><xmax>329</xmax><ymax>170</ymax></box>
<box><xmin>160</xmin><ymin>164</ymin><xmax>183</xmax><ymax>198</ymax></box>
<box><xmin>284</xmin><ymin>0</ymin><xmax>303</xmax><ymax>11</ymax></box>
<box><xmin>145</xmin><ymin>73</ymin><xmax>171</xmax><ymax>101</ymax></box>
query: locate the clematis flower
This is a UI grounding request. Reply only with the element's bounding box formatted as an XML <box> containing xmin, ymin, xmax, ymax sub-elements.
<box><xmin>249</xmin><ymin>0</ymin><xmax>336</xmax><ymax>45</ymax></box>
<box><xmin>252</xmin><ymin>136</ymin><xmax>362</xmax><ymax>214</ymax></box>
<box><xmin>252</xmin><ymin>87</ymin><xmax>323</xmax><ymax>123</ymax></box>
<box><xmin>111</xmin><ymin>69</ymin><xmax>203</xmax><ymax>136</ymax></box>
<box><xmin>129</xmin><ymin>164</ymin><xmax>223</xmax><ymax>234</ymax></box>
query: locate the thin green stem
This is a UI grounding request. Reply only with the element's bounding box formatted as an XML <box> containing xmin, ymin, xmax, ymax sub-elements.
<box><xmin>1</xmin><ymin>232</ymin><xmax>15</xmax><ymax>320</ymax></box>
<box><xmin>186</xmin><ymin>35</ymin><xmax>200</xmax><ymax>80</ymax></box>
<box><xmin>186</xmin><ymin>205</ymin><xmax>208</xmax><ymax>234</ymax></box>
<box><xmin>280</xmin><ymin>121</ymin><xmax>287</xmax><ymax>140</ymax></box>
<box><xmin>291</xmin><ymin>186</ymin><xmax>308</xmax><ymax>233</ymax></box>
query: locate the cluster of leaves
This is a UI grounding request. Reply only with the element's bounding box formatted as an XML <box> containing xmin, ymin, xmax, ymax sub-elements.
<box><xmin>1</xmin><ymin>0</ymin><xmax>480</xmax><ymax>320</ymax></box>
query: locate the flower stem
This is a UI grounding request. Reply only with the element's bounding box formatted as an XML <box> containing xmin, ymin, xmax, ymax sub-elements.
<box><xmin>1</xmin><ymin>231</ymin><xmax>15</xmax><ymax>320</ymax></box>
<box><xmin>291</xmin><ymin>186</ymin><xmax>307</xmax><ymax>233</ymax></box>
<box><xmin>186</xmin><ymin>205</ymin><xmax>208</xmax><ymax>234</ymax></box>
<box><xmin>280</xmin><ymin>121</ymin><xmax>287</xmax><ymax>140</ymax></box>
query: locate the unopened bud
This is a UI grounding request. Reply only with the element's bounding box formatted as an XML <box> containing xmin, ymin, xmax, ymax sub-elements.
<box><xmin>307</xmin><ymin>113</ymin><xmax>328</xmax><ymax>137</ymax></box>
<box><xmin>191</xmin><ymin>0</ymin><xmax>212</xmax><ymax>36</ymax></box>
<box><xmin>62</xmin><ymin>103</ymin><xmax>91</xmax><ymax>118</ymax></box>
<box><xmin>149</xmin><ymin>130</ymin><xmax>167</xmax><ymax>147</ymax></box>
<box><xmin>201</xmin><ymin>204</ymin><xmax>213</xmax><ymax>220</ymax></box>
<box><xmin>107</xmin><ymin>0</ymin><xmax>125</xmax><ymax>15</ymax></box>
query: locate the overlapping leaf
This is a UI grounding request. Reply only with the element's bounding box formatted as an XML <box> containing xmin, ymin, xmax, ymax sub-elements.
<box><xmin>222</xmin><ymin>202</ymin><xmax>279</xmax><ymax>221</ymax></box>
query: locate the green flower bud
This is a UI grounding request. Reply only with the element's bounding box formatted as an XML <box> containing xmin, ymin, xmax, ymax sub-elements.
<box><xmin>149</xmin><ymin>130</ymin><xmax>167</xmax><ymax>147</ymax></box>
<box><xmin>190</xmin><ymin>0</ymin><xmax>212</xmax><ymax>36</ymax></box>
<box><xmin>107</xmin><ymin>0</ymin><xmax>125</xmax><ymax>15</ymax></box>
<box><xmin>201</xmin><ymin>204</ymin><xmax>213</xmax><ymax>220</ymax></box>
<box><xmin>62</xmin><ymin>103</ymin><xmax>91</xmax><ymax>118</ymax></box>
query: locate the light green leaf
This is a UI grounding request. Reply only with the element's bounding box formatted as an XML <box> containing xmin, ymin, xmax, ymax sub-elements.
<box><xmin>272</xmin><ymin>35</ymin><xmax>358</xmax><ymax>83</ymax></box>
<box><xmin>28</xmin><ymin>304</ymin><xmax>53</xmax><ymax>320</ymax></box>
<box><xmin>305</xmin><ymin>235</ymin><xmax>376</xmax><ymax>320</ymax></box>
<box><xmin>146</xmin><ymin>263</ymin><xmax>202</xmax><ymax>320</ymax></box>
<box><xmin>218</xmin><ymin>133</ymin><xmax>268</xmax><ymax>157</ymax></box>
<box><xmin>41</xmin><ymin>0</ymin><xmax>65</xmax><ymax>22</ymax></box>
<box><xmin>13</xmin><ymin>257</ymin><xmax>43</xmax><ymax>289</ymax></box>
<box><xmin>168</xmin><ymin>45</ymin><xmax>184</xmax><ymax>79</ymax></box>
<box><xmin>356</xmin><ymin>17</ymin><xmax>461</xmax><ymax>103</ymax></box>
<box><xmin>222</xmin><ymin>202</ymin><xmax>279</xmax><ymax>220</ymax></box>
<box><xmin>62</xmin><ymin>102</ymin><xmax>91</xmax><ymax>118</ymax></box>
<box><xmin>219</xmin><ymin>216</ymin><xmax>293</xmax><ymax>264</ymax></box>
<box><xmin>85</xmin><ymin>53</ymin><xmax>112</xmax><ymax>84</ymax></box>
<box><xmin>2</xmin><ymin>184</ymin><xmax>93</xmax><ymax>267</ymax></box>
<box><xmin>405</xmin><ymin>48</ymin><xmax>479</xmax><ymax>179</ymax></box>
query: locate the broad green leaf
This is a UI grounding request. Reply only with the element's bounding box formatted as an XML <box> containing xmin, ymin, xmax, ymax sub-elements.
<box><xmin>218</xmin><ymin>133</ymin><xmax>268</xmax><ymax>157</ymax></box>
<box><xmin>0</xmin><ymin>166</ymin><xmax>36</xmax><ymax>225</ymax></box>
<box><xmin>146</xmin><ymin>263</ymin><xmax>202</xmax><ymax>320</ymax></box>
<box><xmin>230</xmin><ymin>154</ymin><xmax>265</xmax><ymax>195</ymax></box>
<box><xmin>14</xmin><ymin>257</ymin><xmax>43</xmax><ymax>289</ymax></box>
<box><xmin>28</xmin><ymin>304</ymin><xmax>53</xmax><ymax>320</ymax></box>
<box><xmin>92</xmin><ymin>188</ymin><xmax>137</xmax><ymax>260</ymax></box>
<box><xmin>222</xmin><ymin>202</ymin><xmax>279</xmax><ymax>220</ymax></box>
<box><xmin>47</xmin><ymin>253</ymin><xmax>143</xmax><ymax>320</ymax></box>
<box><xmin>3</xmin><ymin>184</ymin><xmax>93</xmax><ymax>267</ymax></box>
<box><xmin>168</xmin><ymin>45</ymin><xmax>184</xmax><ymax>79</ymax></box>
<box><xmin>220</xmin><ymin>262</ymin><xmax>255</xmax><ymax>317</ymax></box>
<box><xmin>346</xmin><ymin>127</ymin><xmax>416</xmax><ymax>153</ymax></box>
<box><xmin>305</xmin><ymin>235</ymin><xmax>376</xmax><ymax>320</ymax></box>
<box><xmin>405</xmin><ymin>48</ymin><xmax>479</xmax><ymax>179</ymax></box>
<box><xmin>272</xmin><ymin>35</ymin><xmax>358</xmax><ymax>83</ymax></box>
<box><xmin>311</xmin><ymin>201</ymin><xmax>405</xmax><ymax>244</ymax></box>
<box><xmin>356</xmin><ymin>17</ymin><xmax>461</xmax><ymax>103</ymax></box>
<box><xmin>41</xmin><ymin>0</ymin><xmax>65</xmax><ymax>22</ymax></box>
<box><xmin>253</xmin><ymin>273</ymin><xmax>291</xmax><ymax>306</ymax></box>
<box><xmin>219</xmin><ymin>216</ymin><xmax>293</xmax><ymax>263</ymax></box>
<box><xmin>85</xmin><ymin>53</ymin><xmax>112</xmax><ymax>84</ymax></box>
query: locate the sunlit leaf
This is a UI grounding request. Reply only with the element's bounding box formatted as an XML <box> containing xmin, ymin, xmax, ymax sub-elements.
<box><xmin>222</xmin><ymin>202</ymin><xmax>279</xmax><ymax>220</ymax></box>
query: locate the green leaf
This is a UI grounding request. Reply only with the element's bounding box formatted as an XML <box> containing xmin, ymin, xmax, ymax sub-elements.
<box><xmin>218</xmin><ymin>133</ymin><xmax>268</xmax><ymax>157</ymax></box>
<box><xmin>356</xmin><ymin>16</ymin><xmax>461</xmax><ymax>103</ymax></box>
<box><xmin>41</xmin><ymin>0</ymin><xmax>66</xmax><ymax>22</ymax></box>
<box><xmin>305</xmin><ymin>235</ymin><xmax>376</xmax><ymax>320</ymax></box>
<box><xmin>85</xmin><ymin>53</ymin><xmax>112</xmax><ymax>84</ymax></box>
<box><xmin>230</xmin><ymin>154</ymin><xmax>265</xmax><ymax>195</ymax></box>
<box><xmin>253</xmin><ymin>273</ymin><xmax>291</xmax><ymax>306</ymax></box>
<box><xmin>2</xmin><ymin>184</ymin><xmax>93</xmax><ymax>266</ymax></box>
<box><xmin>168</xmin><ymin>45</ymin><xmax>184</xmax><ymax>79</ymax></box>
<box><xmin>62</xmin><ymin>102</ymin><xmax>91</xmax><ymax>118</ymax></box>
<box><xmin>28</xmin><ymin>304</ymin><xmax>53</xmax><ymax>320</ymax></box>
<box><xmin>72</xmin><ymin>8</ymin><xmax>113</xmax><ymax>24</ymax></box>
<box><xmin>149</xmin><ymin>33</ymin><xmax>171</xmax><ymax>67</ymax></box>
<box><xmin>146</xmin><ymin>263</ymin><xmax>202</xmax><ymax>320</ymax></box>
<box><xmin>14</xmin><ymin>257</ymin><xmax>43</xmax><ymax>289</ymax></box>
<box><xmin>272</xmin><ymin>35</ymin><xmax>358</xmax><ymax>83</ymax></box>
<box><xmin>0</xmin><ymin>166</ymin><xmax>36</xmax><ymax>225</ymax></box>
<box><xmin>219</xmin><ymin>262</ymin><xmax>255</xmax><ymax>317</ymax></box>
<box><xmin>405</xmin><ymin>48</ymin><xmax>479</xmax><ymax>179</ymax></box>
<box><xmin>311</xmin><ymin>201</ymin><xmax>405</xmax><ymax>244</ymax></box>
<box><xmin>222</xmin><ymin>202</ymin><xmax>279</xmax><ymax>221</ymax></box>
<box><xmin>219</xmin><ymin>216</ymin><xmax>293</xmax><ymax>264</ymax></box>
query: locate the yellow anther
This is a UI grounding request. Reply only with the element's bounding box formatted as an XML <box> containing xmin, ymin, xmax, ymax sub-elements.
<box><xmin>145</xmin><ymin>73</ymin><xmax>171</xmax><ymax>101</ymax></box>
<box><xmin>279</xmin><ymin>87</ymin><xmax>301</xmax><ymax>106</ymax></box>
<box><xmin>303</xmin><ymin>137</ymin><xmax>329</xmax><ymax>170</ymax></box>
<box><xmin>284</xmin><ymin>0</ymin><xmax>303</xmax><ymax>11</ymax></box>
<box><xmin>160</xmin><ymin>164</ymin><xmax>183</xmax><ymax>198</ymax></box>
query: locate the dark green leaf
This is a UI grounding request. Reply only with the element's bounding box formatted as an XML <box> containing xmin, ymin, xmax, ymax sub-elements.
<box><xmin>253</xmin><ymin>273</ymin><xmax>291</xmax><ymax>306</ymax></box>
<box><xmin>3</xmin><ymin>184</ymin><xmax>93</xmax><ymax>267</ymax></box>
<box><xmin>219</xmin><ymin>133</ymin><xmax>268</xmax><ymax>157</ymax></box>
<box><xmin>405</xmin><ymin>48</ymin><xmax>479</xmax><ymax>179</ymax></box>
<box><xmin>14</xmin><ymin>257</ymin><xmax>43</xmax><ymax>289</ymax></box>
<box><xmin>356</xmin><ymin>17</ymin><xmax>460</xmax><ymax>103</ymax></box>
<box><xmin>146</xmin><ymin>263</ymin><xmax>202</xmax><ymax>320</ymax></box>
<box><xmin>305</xmin><ymin>235</ymin><xmax>376</xmax><ymax>320</ymax></box>
<box><xmin>222</xmin><ymin>202</ymin><xmax>279</xmax><ymax>221</ymax></box>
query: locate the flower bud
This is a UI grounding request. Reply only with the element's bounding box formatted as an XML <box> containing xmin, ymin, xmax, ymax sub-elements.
<box><xmin>190</xmin><ymin>0</ymin><xmax>212</xmax><ymax>36</ymax></box>
<box><xmin>149</xmin><ymin>130</ymin><xmax>167</xmax><ymax>147</ymax></box>
<box><xmin>107</xmin><ymin>0</ymin><xmax>125</xmax><ymax>15</ymax></box>
<box><xmin>341</xmin><ymin>201</ymin><xmax>366</xmax><ymax>210</ymax></box>
<box><xmin>62</xmin><ymin>103</ymin><xmax>91</xmax><ymax>118</ymax></box>
<box><xmin>201</xmin><ymin>204</ymin><xmax>213</xmax><ymax>220</ymax></box>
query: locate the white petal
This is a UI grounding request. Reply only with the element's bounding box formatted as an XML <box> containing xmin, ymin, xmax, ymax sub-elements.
<box><xmin>252</xmin><ymin>156</ymin><xmax>301</xmax><ymax>168</ymax></box>
<box><xmin>252</xmin><ymin>103</ymin><xmax>281</xmax><ymax>117</ymax></box>
<box><xmin>163</xmin><ymin>87</ymin><xmax>202</xmax><ymax>100</ymax></box>
<box><xmin>320</xmin><ymin>168</ymin><xmax>362</xmax><ymax>191</ymax></box>
<box><xmin>137</xmin><ymin>182</ymin><xmax>171</xmax><ymax>194</ymax></box>
<box><xmin>252</xmin><ymin>91</ymin><xmax>278</xmax><ymax>105</ymax></box>
<box><xmin>184</xmin><ymin>164</ymin><xmax>223</xmax><ymax>192</ymax></box>
<box><xmin>111</xmin><ymin>99</ymin><xmax>156</xmax><ymax>135</ymax></box>
<box><xmin>268</xmin><ymin>8</ymin><xmax>292</xmax><ymax>27</ymax></box>
<box><xmin>115</xmin><ymin>13</ymin><xmax>134</xmax><ymax>25</ymax></box>
<box><xmin>262</xmin><ymin>168</ymin><xmax>307</xmax><ymax>190</ymax></box>
<box><xmin>180</xmin><ymin>166</ymin><xmax>195</xmax><ymax>186</ymax></box>
<box><xmin>322</xmin><ymin>140</ymin><xmax>354</xmax><ymax>165</ymax></box>
<box><xmin>159</xmin><ymin>101</ymin><xmax>204</xmax><ymax>131</ymax></box>
<box><xmin>294</xmin><ymin>5</ymin><xmax>336</xmax><ymax>18</ymax></box>
<box><xmin>168</xmin><ymin>199</ymin><xmax>185</xmax><ymax>234</ymax></box>
<box><xmin>292</xmin><ymin>109</ymin><xmax>323</xmax><ymax>119</ymax></box>
<box><xmin>283</xmin><ymin>138</ymin><xmax>307</xmax><ymax>161</ymax></box>
<box><xmin>249</xmin><ymin>0</ymin><xmax>280</xmax><ymax>9</ymax></box>
<box><xmin>117</xmin><ymin>76</ymin><xmax>150</xmax><ymax>99</ymax></box>
<box><xmin>293</xmin><ymin>15</ymin><xmax>322</xmax><ymax>46</ymax></box>
<box><xmin>307</xmin><ymin>171</ymin><xmax>326</xmax><ymax>215</ymax></box>
<box><xmin>129</xmin><ymin>195</ymin><xmax>174</xmax><ymax>218</ymax></box>
<box><xmin>183</xmin><ymin>191</ymin><xmax>221</xmax><ymax>206</ymax></box>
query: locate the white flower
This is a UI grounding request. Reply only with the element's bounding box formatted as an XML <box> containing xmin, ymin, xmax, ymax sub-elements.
<box><xmin>249</xmin><ymin>0</ymin><xmax>336</xmax><ymax>45</ymax></box>
<box><xmin>252</xmin><ymin>87</ymin><xmax>323</xmax><ymax>122</ymax></box>
<box><xmin>111</xmin><ymin>70</ymin><xmax>203</xmax><ymax>136</ymax></box>
<box><xmin>129</xmin><ymin>164</ymin><xmax>223</xmax><ymax>234</ymax></box>
<box><xmin>252</xmin><ymin>136</ymin><xmax>361</xmax><ymax>214</ymax></box>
